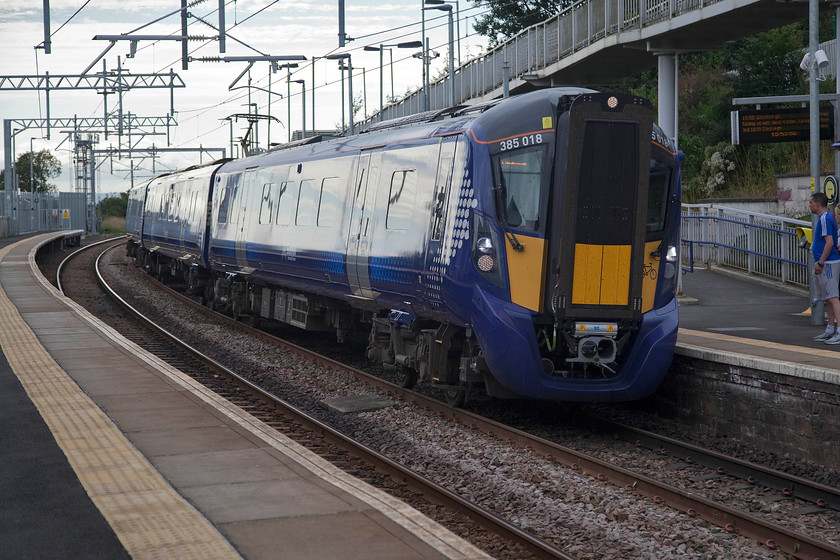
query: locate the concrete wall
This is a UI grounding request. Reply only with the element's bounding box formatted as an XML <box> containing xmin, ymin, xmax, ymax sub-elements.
<box><xmin>699</xmin><ymin>174</ymin><xmax>823</xmax><ymax>219</ymax></box>
<box><xmin>650</xmin><ymin>352</ymin><xmax>839</xmax><ymax>466</ymax></box>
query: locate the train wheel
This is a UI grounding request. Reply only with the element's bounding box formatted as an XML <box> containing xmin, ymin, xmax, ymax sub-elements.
<box><xmin>394</xmin><ymin>367</ymin><xmax>418</xmax><ymax>389</ymax></box>
<box><xmin>444</xmin><ymin>386</ymin><xmax>466</xmax><ymax>407</ymax></box>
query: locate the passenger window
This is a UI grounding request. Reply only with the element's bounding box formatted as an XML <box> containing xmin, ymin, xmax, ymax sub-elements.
<box><xmin>296</xmin><ymin>180</ymin><xmax>317</xmax><ymax>226</ymax></box>
<box><xmin>217</xmin><ymin>174</ymin><xmax>241</xmax><ymax>224</ymax></box>
<box><xmin>317</xmin><ymin>177</ymin><xmax>341</xmax><ymax>227</ymax></box>
<box><xmin>276</xmin><ymin>181</ymin><xmax>297</xmax><ymax>226</ymax></box>
<box><xmin>259</xmin><ymin>183</ymin><xmax>274</xmax><ymax>225</ymax></box>
<box><xmin>386</xmin><ymin>170</ymin><xmax>417</xmax><ymax>230</ymax></box>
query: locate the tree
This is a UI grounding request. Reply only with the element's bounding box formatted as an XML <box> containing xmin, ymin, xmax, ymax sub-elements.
<box><xmin>0</xmin><ymin>149</ymin><xmax>61</xmax><ymax>193</ymax></box>
<box><xmin>472</xmin><ymin>0</ymin><xmax>572</xmax><ymax>47</ymax></box>
<box><xmin>98</xmin><ymin>191</ymin><xmax>128</xmax><ymax>218</ymax></box>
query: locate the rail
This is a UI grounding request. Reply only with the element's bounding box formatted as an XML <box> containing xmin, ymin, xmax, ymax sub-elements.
<box><xmin>680</xmin><ymin>204</ymin><xmax>811</xmax><ymax>289</ymax></box>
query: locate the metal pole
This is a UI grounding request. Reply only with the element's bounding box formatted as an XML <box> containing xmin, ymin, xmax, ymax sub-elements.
<box><xmin>30</xmin><ymin>138</ymin><xmax>34</xmax><ymax>194</ymax></box>
<box><xmin>379</xmin><ymin>46</ymin><xmax>385</xmax><ymax>121</ymax></box>
<box><xmin>43</xmin><ymin>0</ymin><xmax>51</xmax><ymax>54</ymax></box>
<box><xmin>301</xmin><ymin>83</ymin><xmax>306</xmax><ymax>139</ymax></box>
<box><xmin>338</xmin><ymin>0</ymin><xmax>346</xmax><ymax>47</ymax></box>
<box><xmin>447</xmin><ymin>8</ymin><xmax>455</xmax><ymax>107</ymax></box>
<box><xmin>390</xmin><ymin>49</ymin><xmax>395</xmax><ymax>101</ymax></box>
<box><xmin>810</xmin><ymin>0</ymin><xmax>823</xmax><ymax>324</ymax></box>
<box><xmin>312</xmin><ymin>60</ymin><xmax>316</xmax><ymax>132</ymax></box>
<box><xmin>348</xmin><ymin>58</ymin><xmax>355</xmax><ymax>135</ymax></box>
<box><xmin>340</xmin><ymin>65</ymin><xmax>346</xmax><ymax>132</ymax></box>
<box><xmin>218</xmin><ymin>0</ymin><xmax>226</xmax><ymax>52</ymax></box>
<box><xmin>287</xmin><ymin>67</ymin><xmax>292</xmax><ymax>142</ymax></box>
<box><xmin>421</xmin><ymin>0</ymin><xmax>427</xmax><ymax>111</ymax></box>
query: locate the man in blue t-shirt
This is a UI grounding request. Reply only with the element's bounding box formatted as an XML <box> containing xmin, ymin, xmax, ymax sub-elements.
<box><xmin>810</xmin><ymin>192</ymin><xmax>840</xmax><ymax>343</ymax></box>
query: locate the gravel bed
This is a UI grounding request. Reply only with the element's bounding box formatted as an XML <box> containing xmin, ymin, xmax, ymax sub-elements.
<box><xmin>72</xmin><ymin>245</ymin><xmax>840</xmax><ymax>560</ymax></box>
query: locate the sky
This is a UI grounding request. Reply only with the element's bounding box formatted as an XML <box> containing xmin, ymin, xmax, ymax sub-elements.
<box><xmin>0</xmin><ymin>0</ymin><xmax>488</xmax><ymax>195</ymax></box>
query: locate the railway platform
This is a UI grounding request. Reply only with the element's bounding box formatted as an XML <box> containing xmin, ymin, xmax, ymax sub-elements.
<box><xmin>2</xmin><ymin>229</ymin><xmax>838</xmax><ymax>560</ymax></box>
<box><xmin>678</xmin><ymin>266</ymin><xmax>840</xmax><ymax>378</ymax></box>
<box><xmin>0</xmin><ymin>231</ymin><xmax>490</xmax><ymax>560</ymax></box>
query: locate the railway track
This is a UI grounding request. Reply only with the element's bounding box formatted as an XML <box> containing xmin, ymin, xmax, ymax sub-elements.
<box><xmin>54</xmin><ymin>238</ymin><xmax>840</xmax><ymax>560</ymax></box>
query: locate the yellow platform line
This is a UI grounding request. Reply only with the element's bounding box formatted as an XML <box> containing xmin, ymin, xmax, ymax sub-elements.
<box><xmin>0</xmin><ymin>238</ymin><xmax>242</xmax><ymax>560</ymax></box>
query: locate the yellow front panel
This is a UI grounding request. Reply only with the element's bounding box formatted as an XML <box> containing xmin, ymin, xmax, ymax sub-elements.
<box><xmin>600</xmin><ymin>244</ymin><xmax>631</xmax><ymax>305</ymax></box>
<box><xmin>571</xmin><ymin>243</ymin><xmax>631</xmax><ymax>305</ymax></box>
<box><xmin>505</xmin><ymin>235</ymin><xmax>547</xmax><ymax>311</ymax></box>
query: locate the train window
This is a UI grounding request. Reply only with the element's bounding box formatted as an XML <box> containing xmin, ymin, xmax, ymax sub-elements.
<box><xmin>386</xmin><ymin>170</ymin><xmax>417</xmax><ymax>230</ymax></box>
<box><xmin>296</xmin><ymin>179</ymin><xmax>317</xmax><ymax>226</ymax></box>
<box><xmin>217</xmin><ymin>173</ymin><xmax>241</xmax><ymax>224</ymax></box>
<box><xmin>493</xmin><ymin>147</ymin><xmax>547</xmax><ymax>230</ymax></box>
<box><xmin>258</xmin><ymin>183</ymin><xmax>274</xmax><ymax>225</ymax></box>
<box><xmin>432</xmin><ymin>156</ymin><xmax>453</xmax><ymax>241</ymax></box>
<box><xmin>647</xmin><ymin>159</ymin><xmax>672</xmax><ymax>233</ymax></box>
<box><xmin>317</xmin><ymin>177</ymin><xmax>341</xmax><ymax>227</ymax></box>
<box><xmin>276</xmin><ymin>181</ymin><xmax>297</xmax><ymax>226</ymax></box>
<box><xmin>164</xmin><ymin>184</ymin><xmax>175</xmax><ymax>220</ymax></box>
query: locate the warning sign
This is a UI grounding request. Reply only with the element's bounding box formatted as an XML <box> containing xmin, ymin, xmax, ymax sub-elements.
<box><xmin>62</xmin><ymin>209</ymin><xmax>70</xmax><ymax>219</ymax></box>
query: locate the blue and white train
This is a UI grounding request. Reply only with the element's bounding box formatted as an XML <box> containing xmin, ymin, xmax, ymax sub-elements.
<box><xmin>126</xmin><ymin>87</ymin><xmax>682</xmax><ymax>405</ymax></box>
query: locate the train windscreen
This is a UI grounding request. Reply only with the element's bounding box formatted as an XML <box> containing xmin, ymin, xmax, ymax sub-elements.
<box><xmin>493</xmin><ymin>145</ymin><xmax>549</xmax><ymax>231</ymax></box>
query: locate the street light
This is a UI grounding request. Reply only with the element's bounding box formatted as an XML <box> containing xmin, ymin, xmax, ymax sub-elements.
<box><xmin>326</xmin><ymin>53</ymin><xmax>355</xmax><ymax>135</ymax></box>
<box><xmin>364</xmin><ymin>41</ymin><xmax>423</xmax><ymax>121</ymax></box>
<box><xmin>425</xmin><ymin>1</ymin><xmax>455</xmax><ymax>107</ymax></box>
<box><xmin>277</xmin><ymin>63</ymin><xmax>300</xmax><ymax>142</ymax></box>
<box><xmin>292</xmin><ymin>79</ymin><xmax>306</xmax><ymax>140</ymax></box>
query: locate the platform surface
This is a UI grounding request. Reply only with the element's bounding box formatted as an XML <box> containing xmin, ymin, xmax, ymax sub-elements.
<box><xmin>0</xmin><ymin>232</ymin><xmax>490</xmax><ymax>560</ymax></box>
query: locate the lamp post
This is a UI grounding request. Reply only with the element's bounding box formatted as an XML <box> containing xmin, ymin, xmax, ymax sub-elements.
<box><xmin>292</xmin><ymin>79</ymin><xmax>306</xmax><ymax>140</ymax></box>
<box><xmin>364</xmin><ymin>41</ymin><xmax>423</xmax><ymax>121</ymax></box>
<box><xmin>276</xmin><ymin>63</ymin><xmax>300</xmax><ymax>143</ymax></box>
<box><xmin>326</xmin><ymin>53</ymin><xmax>354</xmax><ymax>135</ymax></box>
<box><xmin>425</xmin><ymin>1</ymin><xmax>455</xmax><ymax>107</ymax></box>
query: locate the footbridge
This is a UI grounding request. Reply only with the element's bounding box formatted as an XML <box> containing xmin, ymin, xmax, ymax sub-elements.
<box><xmin>373</xmin><ymin>0</ymin><xmax>834</xmax><ymax>144</ymax></box>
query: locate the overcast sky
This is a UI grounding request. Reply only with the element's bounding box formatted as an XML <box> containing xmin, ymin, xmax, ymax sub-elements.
<box><xmin>0</xmin><ymin>1</ymin><xmax>487</xmax><ymax>194</ymax></box>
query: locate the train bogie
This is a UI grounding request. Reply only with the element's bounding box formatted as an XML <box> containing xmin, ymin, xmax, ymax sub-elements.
<box><xmin>128</xmin><ymin>87</ymin><xmax>682</xmax><ymax>405</ymax></box>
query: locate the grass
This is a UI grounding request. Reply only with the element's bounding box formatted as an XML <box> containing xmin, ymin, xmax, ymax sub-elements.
<box><xmin>100</xmin><ymin>216</ymin><xmax>126</xmax><ymax>234</ymax></box>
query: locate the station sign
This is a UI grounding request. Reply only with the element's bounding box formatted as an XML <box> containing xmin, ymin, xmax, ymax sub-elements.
<box><xmin>731</xmin><ymin>106</ymin><xmax>834</xmax><ymax>145</ymax></box>
<box><xmin>825</xmin><ymin>176</ymin><xmax>838</xmax><ymax>205</ymax></box>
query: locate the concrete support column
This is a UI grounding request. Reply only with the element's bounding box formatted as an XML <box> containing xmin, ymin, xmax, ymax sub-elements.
<box><xmin>657</xmin><ymin>53</ymin><xmax>677</xmax><ymax>144</ymax></box>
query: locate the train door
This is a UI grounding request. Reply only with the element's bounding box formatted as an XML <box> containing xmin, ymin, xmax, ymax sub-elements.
<box><xmin>178</xmin><ymin>180</ymin><xmax>189</xmax><ymax>252</ymax></box>
<box><xmin>346</xmin><ymin>151</ymin><xmax>382</xmax><ymax>299</ymax></box>
<box><xmin>234</xmin><ymin>168</ymin><xmax>257</xmax><ymax>269</ymax></box>
<box><xmin>422</xmin><ymin>137</ymin><xmax>459</xmax><ymax>313</ymax></box>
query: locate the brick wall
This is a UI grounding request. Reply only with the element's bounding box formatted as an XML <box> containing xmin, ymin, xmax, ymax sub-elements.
<box><xmin>650</xmin><ymin>353</ymin><xmax>840</xmax><ymax>465</ymax></box>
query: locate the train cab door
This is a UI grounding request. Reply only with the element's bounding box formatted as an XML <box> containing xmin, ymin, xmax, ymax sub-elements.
<box><xmin>421</xmin><ymin>137</ymin><xmax>459</xmax><ymax>314</ymax></box>
<box><xmin>234</xmin><ymin>168</ymin><xmax>257</xmax><ymax>269</ymax></box>
<box><xmin>346</xmin><ymin>150</ymin><xmax>382</xmax><ymax>300</ymax></box>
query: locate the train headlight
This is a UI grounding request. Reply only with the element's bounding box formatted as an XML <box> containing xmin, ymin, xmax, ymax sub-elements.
<box><xmin>663</xmin><ymin>245</ymin><xmax>678</xmax><ymax>279</ymax></box>
<box><xmin>477</xmin><ymin>254</ymin><xmax>495</xmax><ymax>272</ymax></box>
<box><xmin>472</xmin><ymin>213</ymin><xmax>506</xmax><ymax>287</ymax></box>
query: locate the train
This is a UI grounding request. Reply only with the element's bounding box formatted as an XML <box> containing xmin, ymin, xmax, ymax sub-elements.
<box><xmin>126</xmin><ymin>87</ymin><xmax>682</xmax><ymax>405</ymax></box>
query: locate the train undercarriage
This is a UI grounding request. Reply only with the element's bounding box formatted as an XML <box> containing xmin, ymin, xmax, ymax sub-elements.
<box><xmin>129</xmin><ymin>244</ymin><xmax>489</xmax><ymax>406</ymax></box>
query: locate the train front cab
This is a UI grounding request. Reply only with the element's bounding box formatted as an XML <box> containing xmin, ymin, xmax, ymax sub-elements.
<box><xmin>473</xmin><ymin>92</ymin><xmax>680</xmax><ymax>402</ymax></box>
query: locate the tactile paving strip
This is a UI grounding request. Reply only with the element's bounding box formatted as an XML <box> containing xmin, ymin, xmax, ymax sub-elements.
<box><xmin>0</xmin><ymin>240</ymin><xmax>243</xmax><ymax>560</ymax></box>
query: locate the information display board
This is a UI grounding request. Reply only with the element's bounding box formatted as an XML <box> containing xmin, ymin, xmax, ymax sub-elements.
<box><xmin>732</xmin><ymin>106</ymin><xmax>834</xmax><ymax>145</ymax></box>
